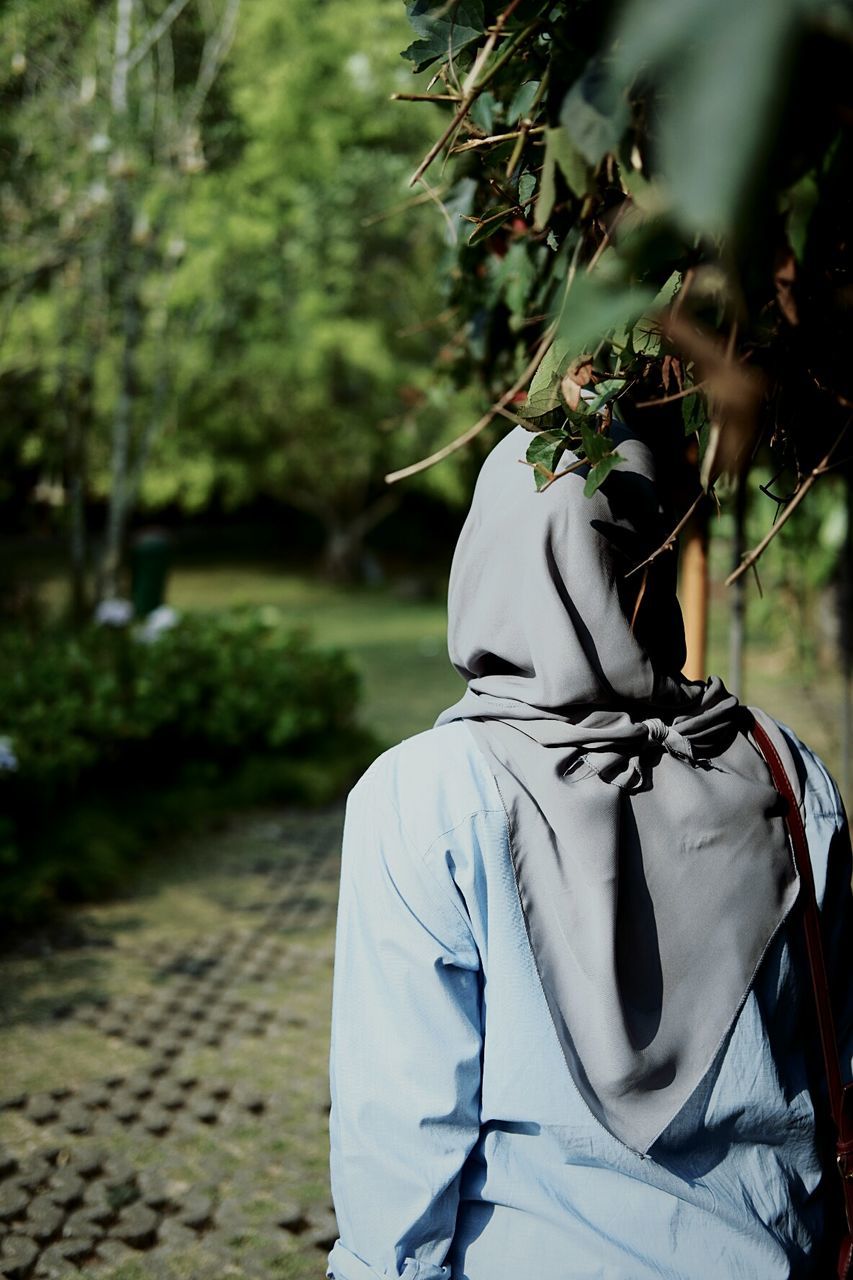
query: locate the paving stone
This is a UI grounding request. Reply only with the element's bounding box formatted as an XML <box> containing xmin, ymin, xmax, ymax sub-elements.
<box><xmin>154</xmin><ymin>1086</ymin><xmax>184</xmax><ymax>1112</ymax></box>
<box><xmin>75</xmin><ymin>1194</ymin><xmax>113</xmax><ymax>1226</ymax></box>
<box><xmin>26</xmin><ymin>1097</ymin><xmax>59</xmax><ymax>1126</ymax></box>
<box><xmin>156</xmin><ymin>1217</ymin><xmax>196</xmax><ymax>1249</ymax></box>
<box><xmin>23</xmin><ymin>1196</ymin><xmax>64</xmax><ymax>1241</ymax></box>
<box><xmin>112</xmin><ymin>1202</ymin><xmax>158</xmax><ymax>1248</ymax></box>
<box><xmin>140</xmin><ymin>1107</ymin><xmax>170</xmax><ymax>1136</ymax></box>
<box><xmin>145</xmin><ymin>1059</ymin><xmax>170</xmax><ymax>1079</ymax></box>
<box><xmin>55</xmin><ymin>1238</ymin><xmax>91</xmax><ymax>1265</ymax></box>
<box><xmin>60</xmin><ymin>1111</ymin><xmax>90</xmax><ymax>1137</ymax></box>
<box><xmin>101</xmin><ymin>1075</ymin><xmax>124</xmax><ymax>1090</ymax></box>
<box><xmin>0</xmin><ymin>1094</ymin><xmax>28</xmax><ymax>1112</ymax></box>
<box><xmin>65</xmin><ymin>1150</ymin><xmax>102</xmax><ymax>1180</ymax></box>
<box><xmin>0</xmin><ymin>1184</ymin><xmax>30</xmax><ymax>1222</ymax></box>
<box><xmin>92</xmin><ymin>1239</ymin><xmax>137</xmax><ymax>1267</ymax></box>
<box><xmin>104</xmin><ymin>1155</ymin><xmax>135</xmax><ymax>1183</ymax></box>
<box><xmin>0</xmin><ymin>1234</ymin><xmax>39</xmax><ymax>1277</ymax></box>
<box><xmin>45</xmin><ymin>1174</ymin><xmax>83</xmax><ymax>1210</ymax></box>
<box><xmin>275</xmin><ymin>1202</ymin><xmax>308</xmax><ymax>1232</ymax></box>
<box><xmin>111</xmin><ymin>1095</ymin><xmax>140</xmax><ymax>1124</ymax></box>
<box><xmin>137</xmin><ymin>1173</ymin><xmax>169</xmax><ymax>1211</ymax></box>
<box><xmin>238</xmin><ymin>1092</ymin><xmax>266</xmax><ymax>1114</ymax></box>
<box><xmin>189</xmin><ymin>1100</ymin><xmax>218</xmax><ymax>1125</ymax></box>
<box><xmin>126</xmin><ymin>1076</ymin><xmax>153</xmax><ymax>1101</ymax></box>
<box><xmin>177</xmin><ymin>1193</ymin><xmax>213</xmax><ymax>1230</ymax></box>
<box><xmin>62</xmin><ymin>1208</ymin><xmax>105</xmax><ymax>1240</ymax></box>
<box><xmin>176</xmin><ymin>1074</ymin><xmax>198</xmax><ymax>1090</ymax></box>
<box><xmin>16</xmin><ymin>1158</ymin><xmax>51</xmax><ymax>1190</ymax></box>
<box><xmin>33</xmin><ymin>1251</ymin><xmax>79</xmax><ymax>1279</ymax></box>
<box><xmin>77</xmin><ymin>1085</ymin><xmax>109</xmax><ymax>1111</ymax></box>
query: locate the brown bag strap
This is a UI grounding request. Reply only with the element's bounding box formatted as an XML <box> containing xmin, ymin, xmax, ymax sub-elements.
<box><xmin>748</xmin><ymin>714</ymin><xmax>853</xmax><ymax>1238</ymax></box>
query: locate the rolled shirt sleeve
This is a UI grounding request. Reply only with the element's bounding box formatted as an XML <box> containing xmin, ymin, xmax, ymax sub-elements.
<box><xmin>327</xmin><ymin>754</ymin><xmax>484</xmax><ymax>1280</ymax></box>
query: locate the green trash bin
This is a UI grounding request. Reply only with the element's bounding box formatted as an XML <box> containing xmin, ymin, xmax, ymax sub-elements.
<box><xmin>130</xmin><ymin>529</ymin><xmax>172</xmax><ymax>618</ymax></box>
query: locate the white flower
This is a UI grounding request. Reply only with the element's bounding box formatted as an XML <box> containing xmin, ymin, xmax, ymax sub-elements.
<box><xmin>94</xmin><ymin>598</ymin><xmax>134</xmax><ymax>628</ymax></box>
<box><xmin>135</xmin><ymin>605</ymin><xmax>180</xmax><ymax>644</ymax></box>
<box><xmin>0</xmin><ymin>736</ymin><xmax>18</xmax><ymax>773</ymax></box>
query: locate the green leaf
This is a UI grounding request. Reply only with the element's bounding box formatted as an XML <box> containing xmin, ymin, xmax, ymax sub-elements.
<box><xmin>523</xmin><ymin>336</ymin><xmax>574</xmax><ymax>416</ymax></box>
<box><xmin>556</xmin><ymin>272</ymin><xmax>656</xmax><ymax>361</ymax></box>
<box><xmin>507</xmin><ymin>80</ymin><xmax>540</xmax><ymax>125</ymax></box>
<box><xmin>682</xmin><ymin>390</ymin><xmax>709</xmax><ymax>438</ymax></box>
<box><xmin>402</xmin><ymin>0</ymin><xmax>485</xmax><ymax>72</ymax></box>
<box><xmin>551</xmin><ymin>127</ymin><xmax>589</xmax><ymax>198</ymax></box>
<box><xmin>534</xmin><ymin>128</ymin><xmax>588</xmax><ymax>230</ymax></box>
<box><xmin>518</xmin><ymin>171</ymin><xmax>536</xmax><ymax>204</ymax></box>
<box><xmin>583</xmin><ymin>451</ymin><xmax>625</xmax><ymax>497</ymax></box>
<box><xmin>487</xmin><ymin>240</ymin><xmax>536</xmax><ymax>321</ymax></box>
<box><xmin>782</xmin><ymin>171</ymin><xmax>819</xmax><ymax>261</ymax></box>
<box><xmin>612</xmin><ymin>0</ymin><xmax>800</xmax><ymax>235</ymax></box>
<box><xmin>559</xmin><ymin>59</ymin><xmax>629</xmax><ymax>167</ymax></box>
<box><xmin>579</xmin><ymin>421</ymin><xmax>612</xmax><ymax>465</ymax></box>
<box><xmin>584</xmin><ymin>378</ymin><xmax>624</xmax><ymax>413</ymax></box>
<box><xmin>526</xmin><ymin>429</ymin><xmax>568</xmax><ymax>489</ymax></box>
<box><xmin>533</xmin><ymin>128</ymin><xmax>559</xmax><ymax>230</ymax></box>
<box><xmin>469</xmin><ymin>90</ymin><xmax>498</xmax><ymax>134</ymax></box>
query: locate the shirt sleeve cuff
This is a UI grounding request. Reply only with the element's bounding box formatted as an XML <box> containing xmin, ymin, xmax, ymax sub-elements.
<box><xmin>326</xmin><ymin>1240</ymin><xmax>452</xmax><ymax>1280</ymax></box>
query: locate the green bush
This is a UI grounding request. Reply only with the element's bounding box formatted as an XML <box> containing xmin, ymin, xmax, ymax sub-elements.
<box><xmin>0</xmin><ymin>607</ymin><xmax>377</xmax><ymax>926</ymax></box>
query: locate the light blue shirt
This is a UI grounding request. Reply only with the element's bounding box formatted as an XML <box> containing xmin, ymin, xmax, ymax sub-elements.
<box><xmin>327</xmin><ymin>719</ymin><xmax>852</xmax><ymax>1280</ymax></box>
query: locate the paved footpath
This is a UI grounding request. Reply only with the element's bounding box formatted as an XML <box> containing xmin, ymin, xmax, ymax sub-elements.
<box><xmin>0</xmin><ymin>808</ymin><xmax>346</xmax><ymax>1280</ymax></box>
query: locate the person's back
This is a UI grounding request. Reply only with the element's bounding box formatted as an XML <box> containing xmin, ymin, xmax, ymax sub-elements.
<box><xmin>326</xmin><ymin>428</ymin><xmax>853</xmax><ymax>1280</ymax></box>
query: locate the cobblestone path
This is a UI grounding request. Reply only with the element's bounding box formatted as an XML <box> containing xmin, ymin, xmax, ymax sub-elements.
<box><xmin>0</xmin><ymin>808</ymin><xmax>346</xmax><ymax>1280</ymax></box>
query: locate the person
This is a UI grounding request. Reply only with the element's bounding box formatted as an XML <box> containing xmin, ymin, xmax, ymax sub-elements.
<box><xmin>325</xmin><ymin>424</ymin><xmax>853</xmax><ymax>1280</ymax></box>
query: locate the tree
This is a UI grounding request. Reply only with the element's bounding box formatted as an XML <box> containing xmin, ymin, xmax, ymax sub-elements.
<box><xmin>137</xmin><ymin>0</ymin><xmax>477</xmax><ymax>579</ymax></box>
<box><xmin>391</xmin><ymin>0</ymin><xmax>853</xmax><ymax>712</ymax></box>
<box><xmin>1</xmin><ymin>0</ymin><xmax>245</xmax><ymax>610</ymax></box>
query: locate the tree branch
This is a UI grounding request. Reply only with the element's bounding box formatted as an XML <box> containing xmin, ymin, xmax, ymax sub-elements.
<box><xmin>182</xmin><ymin>0</ymin><xmax>240</xmax><ymax>130</ymax></box>
<box><xmin>451</xmin><ymin>124</ymin><xmax>545</xmax><ymax>154</ymax></box>
<box><xmin>385</xmin><ymin>322</ymin><xmax>556</xmax><ymax>483</ymax></box>
<box><xmin>127</xmin><ymin>0</ymin><xmax>192</xmax><ymax>72</ymax></box>
<box><xmin>724</xmin><ymin>424</ymin><xmax>850</xmax><ymax>586</ymax></box>
<box><xmin>409</xmin><ymin>12</ymin><xmax>542</xmax><ymax>187</ymax></box>
<box><xmin>625</xmin><ymin>491</ymin><xmax>705</xmax><ymax>578</ymax></box>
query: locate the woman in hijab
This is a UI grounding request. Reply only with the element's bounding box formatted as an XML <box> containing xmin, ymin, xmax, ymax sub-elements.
<box><xmin>325</xmin><ymin>425</ymin><xmax>853</xmax><ymax>1280</ymax></box>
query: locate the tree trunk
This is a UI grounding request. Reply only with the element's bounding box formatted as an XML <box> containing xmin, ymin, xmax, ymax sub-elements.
<box><xmin>320</xmin><ymin>493</ymin><xmax>399</xmax><ymax>583</ymax></box>
<box><xmin>100</xmin><ymin>181</ymin><xmax>142</xmax><ymax>600</ymax></box>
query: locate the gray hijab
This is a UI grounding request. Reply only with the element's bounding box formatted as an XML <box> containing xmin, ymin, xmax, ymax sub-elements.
<box><xmin>436</xmin><ymin>425</ymin><xmax>798</xmax><ymax>1153</ymax></box>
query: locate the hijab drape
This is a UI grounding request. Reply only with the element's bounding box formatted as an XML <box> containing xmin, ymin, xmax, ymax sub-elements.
<box><xmin>436</xmin><ymin>425</ymin><xmax>798</xmax><ymax>1153</ymax></box>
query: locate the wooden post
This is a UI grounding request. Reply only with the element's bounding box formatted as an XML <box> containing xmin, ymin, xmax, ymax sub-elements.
<box><xmin>728</xmin><ymin>471</ymin><xmax>747</xmax><ymax>699</ymax></box>
<box><xmin>681</xmin><ymin>502</ymin><xmax>709</xmax><ymax>681</ymax></box>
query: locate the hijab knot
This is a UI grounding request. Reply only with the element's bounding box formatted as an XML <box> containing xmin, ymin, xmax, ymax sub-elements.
<box><xmin>643</xmin><ymin>717</ymin><xmax>694</xmax><ymax>763</ymax></box>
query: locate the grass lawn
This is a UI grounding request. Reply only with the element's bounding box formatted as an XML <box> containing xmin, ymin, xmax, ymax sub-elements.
<box><xmin>166</xmin><ymin>559</ymin><xmax>848</xmax><ymax>806</ymax></box>
<box><xmin>27</xmin><ymin>547</ymin><xmax>851</xmax><ymax>800</ymax></box>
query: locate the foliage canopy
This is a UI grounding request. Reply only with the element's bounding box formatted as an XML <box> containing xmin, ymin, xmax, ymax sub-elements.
<box><xmin>395</xmin><ymin>0</ymin><xmax>853</xmax><ymax>580</ymax></box>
